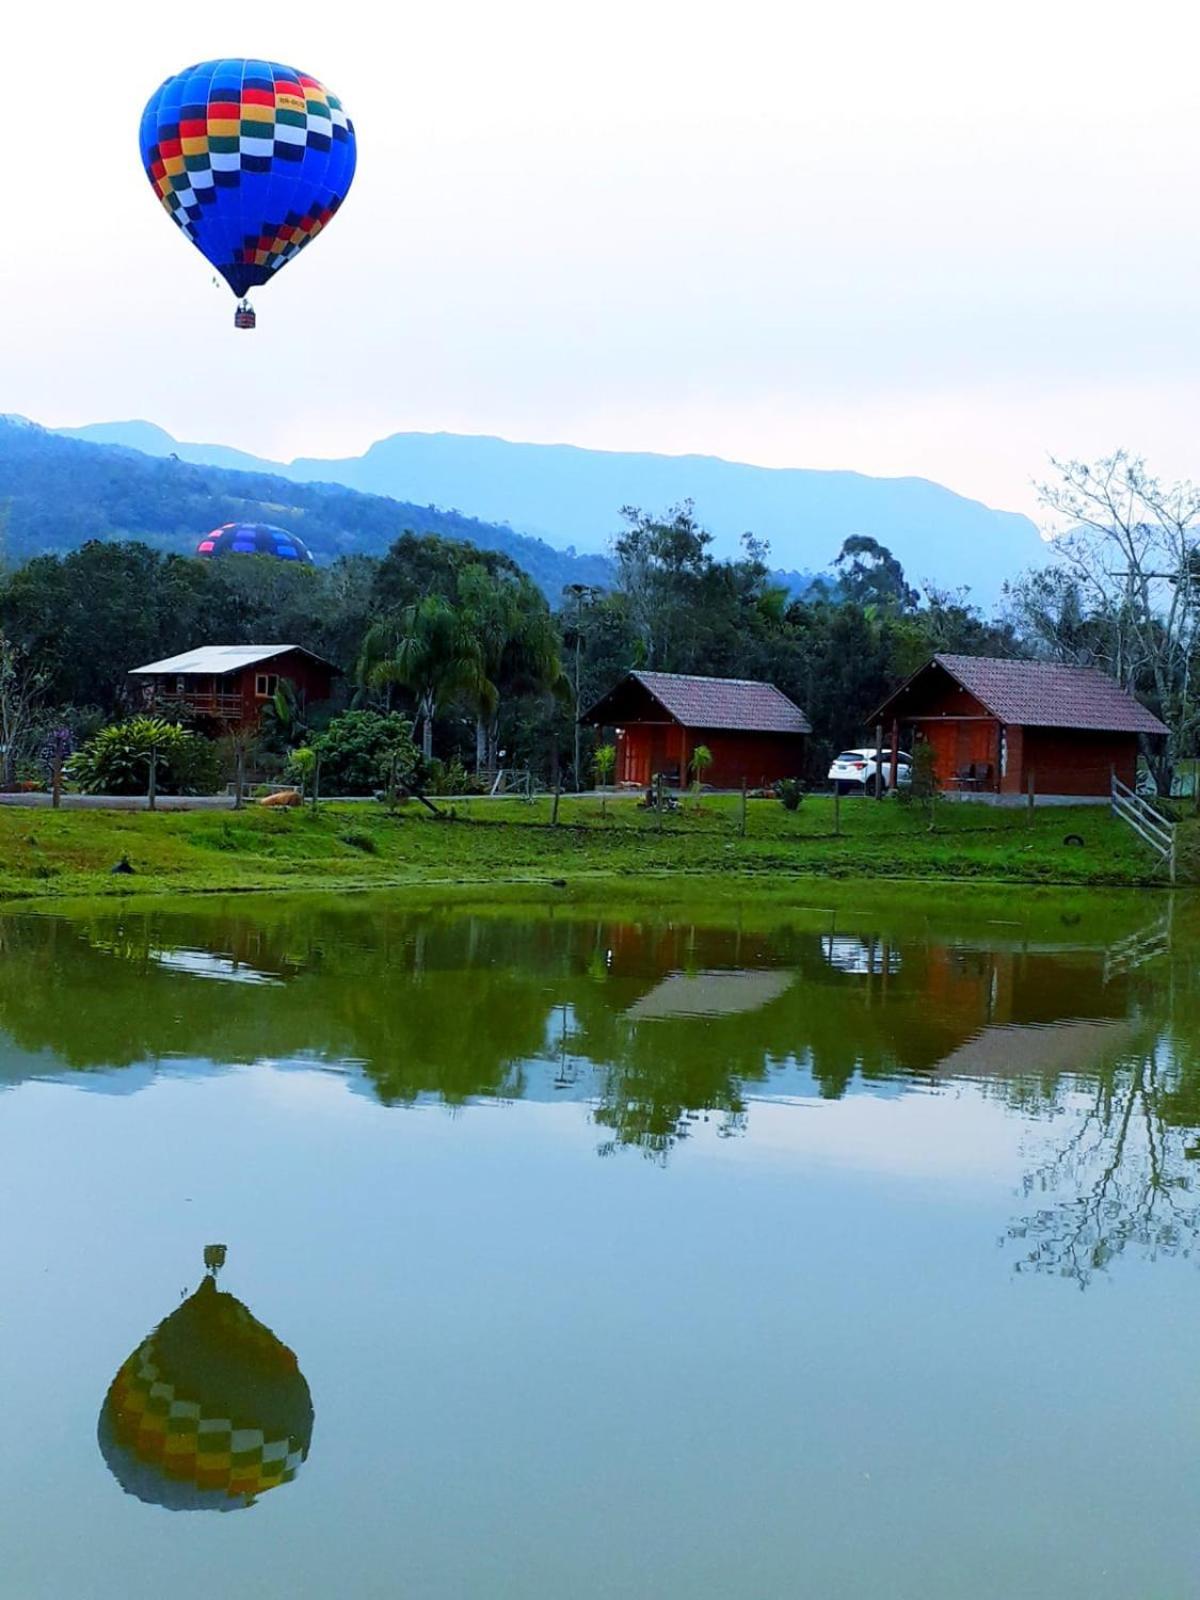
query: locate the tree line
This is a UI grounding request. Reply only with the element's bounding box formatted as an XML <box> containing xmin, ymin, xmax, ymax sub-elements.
<box><xmin>0</xmin><ymin>451</ymin><xmax>1191</xmax><ymax>792</ymax></box>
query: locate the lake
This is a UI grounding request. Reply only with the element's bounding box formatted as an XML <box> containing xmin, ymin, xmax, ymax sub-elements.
<box><xmin>0</xmin><ymin>886</ymin><xmax>1196</xmax><ymax>1599</ymax></box>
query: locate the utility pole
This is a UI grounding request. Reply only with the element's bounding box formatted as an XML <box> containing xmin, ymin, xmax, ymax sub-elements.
<box><xmin>567</xmin><ymin>583</ymin><xmax>598</xmax><ymax>793</ymax></box>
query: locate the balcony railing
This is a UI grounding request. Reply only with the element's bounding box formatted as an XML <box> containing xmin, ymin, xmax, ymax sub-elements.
<box><xmin>145</xmin><ymin>689</ymin><xmax>248</xmax><ymax>720</ymax></box>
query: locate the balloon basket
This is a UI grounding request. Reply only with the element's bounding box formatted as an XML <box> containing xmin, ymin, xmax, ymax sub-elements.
<box><xmin>234</xmin><ymin>301</ymin><xmax>257</xmax><ymax>330</ymax></box>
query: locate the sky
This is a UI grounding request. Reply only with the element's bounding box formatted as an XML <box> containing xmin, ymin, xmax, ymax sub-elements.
<box><xmin>3</xmin><ymin>0</ymin><xmax>1199</xmax><ymax>523</ymax></box>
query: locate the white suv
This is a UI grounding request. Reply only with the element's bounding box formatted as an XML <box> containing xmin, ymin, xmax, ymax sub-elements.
<box><xmin>828</xmin><ymin>747</ymin><xmax>912</xmax><ymax>795</ymax></box>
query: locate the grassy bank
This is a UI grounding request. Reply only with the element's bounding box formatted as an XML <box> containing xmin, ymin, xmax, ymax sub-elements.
<box><xmin>0</xmin><ymin>791</ymin><xmax>1181</xmax><ymax>904</ymax></box>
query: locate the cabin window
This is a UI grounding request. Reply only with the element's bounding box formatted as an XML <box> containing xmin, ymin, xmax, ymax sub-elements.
<box><xmin>255</xmin><ymin>673</ymin><xmax>279</xmax><ymax>698</ymax></box>
<box><xmin>174</xmin><ymin>677</ymin><xmax>186</xmax><ymax>695</ymax></box>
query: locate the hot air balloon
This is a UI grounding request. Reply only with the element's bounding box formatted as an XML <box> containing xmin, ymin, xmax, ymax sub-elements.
<box><xmin>98</xmin><ymin>1247</ymin><xmax>314</xmax><ymax>1511</ymax></box>
<box><xmin>197</xmin><ymin>523</ymin><xmax>313</xmax><ymax>562</ymax></box>
<box><xmin>139</xmin><ymin>58</ymin><xmax>356</xmax><ymax>329</ymax></box>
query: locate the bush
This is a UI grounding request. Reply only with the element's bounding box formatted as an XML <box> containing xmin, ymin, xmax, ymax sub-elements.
<box><xmin>776</xmin><ymin>778</ymin><xmax>804</xmax><ymax>811</ymax></box>
<box><xmin>68</xmin><ymin>717</ymin><xmax>223</xmax><ymax>796</ymax></box>
<box><xmin>426</xmin><ymin>754</ymin><xmax>477</xmax><ymax>795</ymax></box>
<box><xmin>309</xmin><ymin>711</ymin><xmax>419</xmax><ymax>797</ymax></box>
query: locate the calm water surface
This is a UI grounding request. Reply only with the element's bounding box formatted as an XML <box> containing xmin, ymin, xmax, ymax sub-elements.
<box><xmin>0</xmin><ymin>888</ymin><xmax>1197</xmax><ymax>1598</ymax></box>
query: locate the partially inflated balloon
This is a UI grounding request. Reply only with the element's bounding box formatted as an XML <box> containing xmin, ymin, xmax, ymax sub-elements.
<box><xmin>139</xmin><ymin>59</ymin><xmax>356</xmax><ymax>317</ymax></box>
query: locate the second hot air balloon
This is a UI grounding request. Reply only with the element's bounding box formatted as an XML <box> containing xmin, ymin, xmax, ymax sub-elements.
<box><xmin>139</xmin><ymin>58</ymin><xmax>357</xmax><ymax>328</ymax></box>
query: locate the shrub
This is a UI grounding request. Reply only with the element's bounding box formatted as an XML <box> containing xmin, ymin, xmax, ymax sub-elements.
<box><xmin>68</xmin><ymin>717</ymin><xmax>223</xmax><ymax>796</ymax></box>
<box><xmin>426</xmin><ymin>754</ymin><xmax>476</xmax><ymax>795</ymax></box>
<box><xmin>593</xmin><ymin>744</ymin><xmax>616</xmax><ymax>786</ymax></box>
<box><xmin>309</xmin><ymin>711</ymin><xmax>420</xmax><ymax>797</ymax></box>
<box><xmin>776</xmin><ymin>778</ymin><xmax>804</xmax><ymax>811</ymax></box>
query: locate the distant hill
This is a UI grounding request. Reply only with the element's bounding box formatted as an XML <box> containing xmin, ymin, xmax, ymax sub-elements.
<box><xmin>60</xmin><ymin>421</ymin><xmax>1046</xmax><ymax>602</ymax></box>
<box><xmin>0</xmin><ymin>418</ymin><xmax>612</xmax><ymax>598</ymax></box>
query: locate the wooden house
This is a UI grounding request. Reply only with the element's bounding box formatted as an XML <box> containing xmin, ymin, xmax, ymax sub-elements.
<box><xmin>129</xmin><ymin>645</ymin><xmax>338</xmax><ymax>729</ymax></box>
<box><xmin>870</xmin><ymin>654</ymin><xmax>1168</xmax><ymax>800</ymax></box>
<box><xmin>581</xmin><ymin>671</ymin><xmax>810</xmax><ymax>789</ymax></box>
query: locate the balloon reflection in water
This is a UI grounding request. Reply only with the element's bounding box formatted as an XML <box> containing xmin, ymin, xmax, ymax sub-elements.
<box><xmin>98</xmin><ymin>1247</ymin><xmax>313</xmax><ymax>1510</ymax></box>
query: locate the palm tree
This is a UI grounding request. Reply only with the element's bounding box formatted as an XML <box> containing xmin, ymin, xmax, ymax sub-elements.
<box><xmin>457</xmin><ymin>566</ymin><xmax>568</xmax><ymax>774</ymax></box>
<box><xmin>356</xmin><ymin>596</ymin><xmax>481</xmax><ymax>761</ymax></box>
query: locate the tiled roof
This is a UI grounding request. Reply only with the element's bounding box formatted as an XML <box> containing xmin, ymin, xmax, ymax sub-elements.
<box><xmin>933</xmin><ymin>654</ymin><xmax>1169</xmax><ymax>735</ymax></box>
<box><xmin>129</xmin><ymin>644</ymin><xmax>332</xmax><ymax>677</ymax></box>
<box><xmin>632</xmin><ymin>672</ymin><xmax>812</xmax><ymax>734</ymax></box>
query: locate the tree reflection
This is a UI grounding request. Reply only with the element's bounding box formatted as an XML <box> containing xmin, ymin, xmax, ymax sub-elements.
<box><xmin>0</xmin><ymin>896</ymin><xmax>1195</xmax><ymax>1180</ymax></box>
<box><xmin>1006</xmin><ymin>1040</ymin><xmax>1200</xmax><ymax>1287</ymax></box>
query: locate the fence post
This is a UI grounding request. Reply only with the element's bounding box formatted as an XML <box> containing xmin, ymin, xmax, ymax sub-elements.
<box><xmin>147</xmin><ymin>745</ymin><xmax>157</xmax><ymax>812</ymax></box>
<box><xmin>656</xmin><ymin>772</ymin><xmax>665</xmax><ymax>832</ymax></box>
<box><xmin>1026</xmin><ymin>768</ymin><xmax>1035</xmax><ymax>825</ymax></box>
<box><xmin>551</xmin><ymin>783</ymin><xmax>561</xmax><ymax>827</ymax></box>
<box><xmin>833</xmin><ymin>781</ymin><xmax>841</xmax><ymax>838</ymax></box>
<box><xmin>740</xmin><ymin>777</ymin><xmax>748</xmax><ymax>838</ymax></box>
<box><xmin>874</xmin><ymin>721</ymin><xmax>884</xmax><ymax>800</ymax></box>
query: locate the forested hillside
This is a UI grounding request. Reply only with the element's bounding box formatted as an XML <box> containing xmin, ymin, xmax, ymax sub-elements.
<box><xmin>0</xmin><ymin>418</ymin><xmax>611</xmax><ymax>598</ymax></box>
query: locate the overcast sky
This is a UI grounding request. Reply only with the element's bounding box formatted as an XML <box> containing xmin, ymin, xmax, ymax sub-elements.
<box><xmin>3</xmin><ymin>0</ymin><xmax>1198</xmax><ymax>522</ymax></box>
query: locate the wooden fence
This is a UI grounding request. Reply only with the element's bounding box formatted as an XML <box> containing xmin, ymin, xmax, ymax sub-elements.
<box><xmin>1110</xmin><ymin>774</ymin><xmax>1176</xmax><ymax>882</ymax></box>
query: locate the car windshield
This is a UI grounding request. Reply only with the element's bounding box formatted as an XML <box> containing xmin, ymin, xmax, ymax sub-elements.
<box><xmin>836</xmin><ymin>752</ymin><xmax>866</xmax><ymax>762</ymax></box>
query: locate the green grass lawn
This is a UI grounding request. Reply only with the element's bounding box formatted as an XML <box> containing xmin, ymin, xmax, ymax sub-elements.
<box><xmin>0</xmin><ymin>791</ymin><xmax>1180</xmax><ymax>905</ymax></box>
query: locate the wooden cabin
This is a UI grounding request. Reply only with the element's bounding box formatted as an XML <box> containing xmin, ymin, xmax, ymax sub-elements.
<box><xmin>870</xmin><ymin>654</ymin><xmax>1167</xmax><ymax>800</ymax></box>
<box><xmin>581</xmin><ymin>671</ymin><xmax>810</xmax><ymax>789</ymax></box>
<box><xmin>129</xmin><ymin>644</ymin><xmax>338</xmax><ymax>729</ymax></box>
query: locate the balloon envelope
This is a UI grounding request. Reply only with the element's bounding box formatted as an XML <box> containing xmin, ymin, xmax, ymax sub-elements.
<box><xmin>197</xmin><ymin>523</ymin><xmax>313</xmax><ymax>562</ymax></box>
<box><xmin>139</xmin><ymin>58</ymin><xmax>356</xmax><ymax>300</ymax></box>
<box><xmin>98</xmin><ymin>1274</ymin><xmax>314</xmax><ymax>1511</ymax></box>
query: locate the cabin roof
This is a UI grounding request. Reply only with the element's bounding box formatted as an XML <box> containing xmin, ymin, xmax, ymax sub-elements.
<box><xmin>875</xmin><ymin>654</ymin><xmax>1168</xmax><ymax>736</ymax></box>
<box><xmin>129</xmin><ymin>644</ymin><xmax>336</xmax><ymax>678</ymax></box>
<box><xmin>583</xmin><ymin>671</ymin><xmax>811</xmax><ymax>734</ymax></box>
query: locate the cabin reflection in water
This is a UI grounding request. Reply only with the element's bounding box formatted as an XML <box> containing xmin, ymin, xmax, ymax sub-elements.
<box><xmin>98</xmin><ymin>1247</ymin><xmax>313</xmax><ymax>1511</ymax></box>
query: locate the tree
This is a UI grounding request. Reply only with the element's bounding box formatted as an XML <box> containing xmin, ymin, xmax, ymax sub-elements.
<box><xmin>1034</xmin><ymin>451</ymin><xmax>1200</xmax><ymax>790</ymax></box>
<box><xmin>592</xmin><ymin>743</ymin><xmax>616</xmax><ymax>786</ymax></box>
<box><xmin>356</xmin><ymin>596</ymin><xmax>479</xmax><ymax>760</ymax></box>
<box><xmin>834</xmin><ymin>536</ymin><xmax>918</xmax><ymax>611</ymax></box>
<box><xmin>308</xmin><ymin>710</ymin><xmax>418</xmax><ymax>796</ymax></box>
<box><xmin>0</xmin><ymin>633</ymin><xmax>45</xmax><ymax>787</ymax></box>
<box><xmin>592</xmin><ymin>742</ymin><xmax>616</xmax><ymax>818</ymax></box>
<box><xmin>458</xmin><ymin>564</ymin><xmax>567</xmax><ymax>774</ymax></box>
<box><xmin>689</xmin><ymin>744</ymin><xmax>713</xmax><ymax>793</ymax></box>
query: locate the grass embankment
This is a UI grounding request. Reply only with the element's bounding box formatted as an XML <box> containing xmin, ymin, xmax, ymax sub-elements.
<box><xmin>0</xmin><ymin>792</ymin><xmax>1180</xmax><ymax>904</ymax></box>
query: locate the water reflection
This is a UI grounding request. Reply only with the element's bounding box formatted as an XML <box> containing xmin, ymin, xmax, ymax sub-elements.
<box><xmin>98</xmin><ymin>1247</ymin><xmax>313</xmax><ymax>1511</ymax></box>
<box><xmin>2</xmin><ymin>895</ymin><xmax>1198</xmax><ymax>1279</ymax></box>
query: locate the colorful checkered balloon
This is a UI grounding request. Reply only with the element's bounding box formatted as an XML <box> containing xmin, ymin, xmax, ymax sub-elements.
<box><xmin>140</xmin><ymin>59</ymin><xmax>356</xmax><ymax>307</ymax></box>
<box><xmin>197</xmin><ymin>523</ymin><xmax>314</xmax><ymax>562</ymax></box>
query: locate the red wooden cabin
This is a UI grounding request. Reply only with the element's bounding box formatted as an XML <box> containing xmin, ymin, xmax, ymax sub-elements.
<box><xmin>870</xmin><ymin>654</ymin><xmax>1167</xmax><ymax>800</ymax></box>
<box><xmin>129</xmin><ymin>644</ymin><xmax>338</xmax><ymax>730</ymax></box>
<box><xmin>582</xmin><ymin>671</ymin><xmax>810</xmax><ymax>789</ymax></box>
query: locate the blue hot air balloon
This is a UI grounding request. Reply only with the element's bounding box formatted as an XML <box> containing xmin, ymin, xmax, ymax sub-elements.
<box><xmin>139</xmin><ymin>59</ymin><xmax>356</xmax><ymax>328</ymax></box>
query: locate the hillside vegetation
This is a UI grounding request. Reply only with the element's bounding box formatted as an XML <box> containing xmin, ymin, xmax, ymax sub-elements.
<box><xmin>0</xmin><ymin>417</ymin><xmax>611</xmax><ymax>598</ymax></box>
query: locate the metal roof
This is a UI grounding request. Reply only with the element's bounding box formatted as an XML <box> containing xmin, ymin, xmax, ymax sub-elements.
<box><xmin>129</xmin><ymin>644</ymin><xmax>325</xmax><ymax>677</ymax></box>
<box><xmin>874</xmin><ymin>654</ymin><xmax>1168</xmax><ymax>736</ymax></box>
<box><xmin>586</xmin><ymin>671</ymin><xmax>811</xmax><ymax>734</ymax></box>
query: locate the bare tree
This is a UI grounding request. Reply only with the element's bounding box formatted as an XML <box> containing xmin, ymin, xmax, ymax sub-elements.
<box><xmin>1032</xmin><ymin>451</ymin><xmax>1200</xmax><ymax>790</ymax></box>
<box><xmin>0</xmin><ymin>634</ymin><xmax>45</xmax><ymax>788</ymax></box>
<box><xmin>1007</xmin><ymin>1045</ymin><xmax>1199</xmax><ymax>1288</ymax></box>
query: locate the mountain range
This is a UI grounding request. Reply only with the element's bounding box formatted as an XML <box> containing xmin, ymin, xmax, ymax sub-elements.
<box><xmin>56</xmin><ymin>420</ymin><xmax>1046</xmax><ymax>601</ymax></box>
